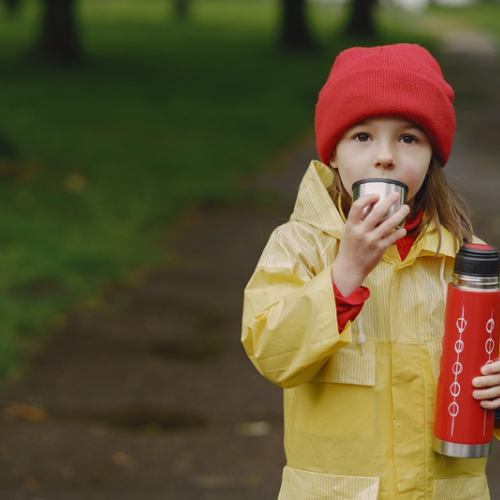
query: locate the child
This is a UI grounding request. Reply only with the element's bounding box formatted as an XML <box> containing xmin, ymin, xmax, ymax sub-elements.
<box><xmin>241</xmin><ymin>44</ymin><xmax>500</xmax><ymax>499</ymax></box>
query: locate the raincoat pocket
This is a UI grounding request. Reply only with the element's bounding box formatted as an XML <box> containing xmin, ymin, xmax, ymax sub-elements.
<box><xmin>310</xmin><ymin>337</ymin><xmax>375</xmax><ymax>386</ymax></box>
<box><xmin>278</xmin><ymin>466</ymin><xmax>380</xmax><ymax>500</ymax></box>
<box><xmin>433</xmin><ymin>476</ymin><xmax>489</xmax><ymax>499</ymax></box>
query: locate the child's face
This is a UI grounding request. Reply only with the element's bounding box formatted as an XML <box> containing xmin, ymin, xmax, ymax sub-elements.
<box><xmin>330</xmin><ymin>116</ymin><xmax>433</xmax><ymax>205</ymax></box>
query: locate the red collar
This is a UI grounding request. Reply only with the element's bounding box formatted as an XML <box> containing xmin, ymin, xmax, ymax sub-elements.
<box><xmin>395</xmin><ymin>210</ymin><xmax>424</xmax><ymax>260</ymax></box>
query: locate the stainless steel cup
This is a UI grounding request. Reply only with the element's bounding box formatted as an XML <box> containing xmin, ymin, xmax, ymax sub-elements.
<box><xmin>352</xmin><ymin>178</ymin><xmax>408</xmax><ymax>226</ymax></box>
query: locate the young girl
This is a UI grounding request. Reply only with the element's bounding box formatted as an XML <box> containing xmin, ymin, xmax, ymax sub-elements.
<box><xmin>241</xmin><ymin>44</ymin><xmax>500</xmax><ymax>499</ymax></box>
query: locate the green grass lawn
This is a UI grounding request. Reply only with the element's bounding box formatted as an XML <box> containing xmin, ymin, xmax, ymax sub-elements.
<box><xmin>0</xmin><ymin>0</ymin><xmax>444</xmax><ymax>379</ymax></box>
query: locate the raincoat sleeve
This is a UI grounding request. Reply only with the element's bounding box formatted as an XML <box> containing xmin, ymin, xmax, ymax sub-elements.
<box><xmin>241</xmin><ymin>224</ymin><xmax>352</xmax><ymax>388</ymax></box>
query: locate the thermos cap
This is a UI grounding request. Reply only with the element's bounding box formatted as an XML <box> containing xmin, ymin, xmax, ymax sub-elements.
<box><xmin>352</xmin><ymin>178</ymin><xmax>408</xmax><ymax>190</ymax></box>
<box><xmin>454</xmin><ymin>243</ymin><xmax>500</xmax><ymax>277</ymax></box>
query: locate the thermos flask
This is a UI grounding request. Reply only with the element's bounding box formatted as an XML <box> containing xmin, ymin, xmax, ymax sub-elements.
<box><xmin>433</xmin><ymin>243</ymin><xmax>500</xmax><ymax>458</ymax></box>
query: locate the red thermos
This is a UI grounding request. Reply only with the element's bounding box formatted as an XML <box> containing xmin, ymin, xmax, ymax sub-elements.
<box><xmin>434</xmin><ymin>243</ymin><xmax>500</xmax><ymax>458</ymax></box>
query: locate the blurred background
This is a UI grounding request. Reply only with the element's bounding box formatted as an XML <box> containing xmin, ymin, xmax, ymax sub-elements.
<box><xmin>0</xmin><ymin>0</ymin><xmax>499</xmax><ymax>499</ymax></box>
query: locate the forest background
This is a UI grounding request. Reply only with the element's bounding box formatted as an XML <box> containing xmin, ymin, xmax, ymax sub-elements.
<box><xmin>0</xmin><ymin>0</ymin><xmax>499</xmax><ymax>381</ymax></box>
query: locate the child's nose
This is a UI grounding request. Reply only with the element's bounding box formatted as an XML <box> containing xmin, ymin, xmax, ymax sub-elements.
<box><xmin>373</xmin><ymin>143</ymin><xmax>396</xmax><ymax>169</ymax></box>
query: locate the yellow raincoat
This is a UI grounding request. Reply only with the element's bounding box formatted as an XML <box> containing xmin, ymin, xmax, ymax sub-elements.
<box><xmin>242</xmin><ymin>161</ymin><xmax>498</xmax><ymax>499</ymax></box>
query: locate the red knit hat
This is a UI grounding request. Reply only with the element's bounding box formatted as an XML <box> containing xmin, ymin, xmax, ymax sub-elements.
<box><xmin>315</xmin><ymin>44</ymin><xmax>456</xmax><ymax>166</ymax></box>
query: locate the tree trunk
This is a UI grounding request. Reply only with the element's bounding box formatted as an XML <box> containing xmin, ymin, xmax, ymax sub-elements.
<box><xmin>4</xmin><ymin>0</ymin><xmax>21</xmax><ymax>17</ymax></box>
<box><xmin>174</xmin><ymin>0</ymin><xmax>188</xmax><ymax>20</ymax></box>
<box><xmin>280</xmin><ymin>0</ymin><xmax>314</xmax><ymax>51</ymax></box>
<box><xmin>39</xmin><ymin>0</ymin><xmax>81</xmax><ymax>64</ymax></box>
<box><xmin>345</xmin><ymin>0</ymin><xmax>378</xmax><ymax>39</ymax></box>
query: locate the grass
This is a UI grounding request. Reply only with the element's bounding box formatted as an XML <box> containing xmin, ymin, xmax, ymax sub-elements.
<box><xmin>428</xmin><ymin>3</ymin><xmax>500</xmax><ymax>34</ymax></box>
<box><xmin>0</xmin><ymin>0</ymin><xmax>445</xmax><ymax>379</ymax></box>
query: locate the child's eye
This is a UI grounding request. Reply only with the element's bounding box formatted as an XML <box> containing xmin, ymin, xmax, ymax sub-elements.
<box><xmin>400</xmin><ymin>135</ymin><xmax>418</xmax><ymax>144</ymax></box>
<box><xmin>354</xmin><ymin>133</ymin><xmax>371</xmax><ymax>142</ymax></box>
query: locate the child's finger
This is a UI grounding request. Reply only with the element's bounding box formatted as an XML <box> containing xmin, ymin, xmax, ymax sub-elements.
<box><xmin>472</xmin><ymin>373</ymin><xmax>500</xmax><ymax>390</ymax></box>
<box><xmin>473</xmin><ymin>384</ymin><xmax>500</xmax><ymax>405</ymax></box>
<box><xmin>472</xmin><ymin>369</ymin><xmax>500</xmax><ymax>408</ymax></box>
<box><xmin>381</xmin><ymin>226</ymin><xmax>407</xmax><ymax>247</ymax></box>
<box><xmin>375</xmin><ymin>204</ymin><xmax>410</xmax><ymax>238</ymax></box>
<box><xmin>364</xmin><ymin>192</ymin><xmax>404</xmax><ymax>227</ymax></box>
<box><xmin>479</xmin><ymin>397</ymin><xmax>500</xmax><ymax>410</ymax></box>
<box><xmin>349</xmin><ymin>194</ymin><xmax>380</xmax><ymax>222</ymax></box>
<box><xmin>480</xmin><ymin>358</ymin><xmax>500</xmax><ymax>376</ymax></box>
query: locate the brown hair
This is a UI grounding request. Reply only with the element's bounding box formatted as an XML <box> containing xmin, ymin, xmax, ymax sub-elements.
<box><xmin>327</xmin><ymin>157</ymin><xmax>473</xmax><ymax>253</ymax></box>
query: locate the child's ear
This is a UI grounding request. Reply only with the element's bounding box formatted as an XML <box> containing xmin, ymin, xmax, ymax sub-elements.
<box><xmin>329</xmin><ymin>155</ymin><xmax>337</xmax><ymax>169</ymax></box>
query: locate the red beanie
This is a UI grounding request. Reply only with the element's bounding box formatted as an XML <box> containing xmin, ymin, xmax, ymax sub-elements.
<box><xmin>315</xmin><ymin>44</ymin><xmax>456</xmax><ymax>166</ymax></box>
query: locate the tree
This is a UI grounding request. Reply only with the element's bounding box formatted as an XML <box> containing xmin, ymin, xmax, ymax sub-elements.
<box><xmin>3</xmin><ymin>0</ymin><xmax>22</xmax><ymax>17</ymax></box>
<box><xmin>344</xmin><ymin>0</ymin><xmax>378</xmax><ymax>38</ymax></box>
<box><xmin>39</xmin><ymin>0</ymin><xmax>81</xmax><ymax>64</ymax></box>
<box><xmin>174</xmin><ymin>0</ymin><xmax>189</xmax><ymax>20</ymax></box>
<box><xmin>280</xmin><ymin>0</ymin><xmax>314</xmax><ymax>51</ymax></box>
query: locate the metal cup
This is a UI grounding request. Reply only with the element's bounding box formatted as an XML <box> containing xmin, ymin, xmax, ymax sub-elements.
<box><xmin>352</xmin><ymin>178</ymin><xmax>408</xmax><ymax>226</ymax></box>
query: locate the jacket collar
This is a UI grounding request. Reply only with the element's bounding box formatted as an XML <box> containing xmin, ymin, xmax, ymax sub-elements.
<box><xmin>290</xmin><ymin>160</ymin><xmax>344</xmax><ymax>239</ymax></box>
<box><xmin>415</xmin><ymin>221</ymin><xmax>457</xmax><ymax>258</ymax></box>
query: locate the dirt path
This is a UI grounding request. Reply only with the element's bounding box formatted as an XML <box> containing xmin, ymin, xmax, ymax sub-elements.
<box><xmin>0</xmin><ymin>132</ymin><xmax>313</xmax><ymax>499</ymax></box>
<box><xmin>0</xmin><ymin>45</ymin><xmax>500</xmax><ymax>500</ymax></box>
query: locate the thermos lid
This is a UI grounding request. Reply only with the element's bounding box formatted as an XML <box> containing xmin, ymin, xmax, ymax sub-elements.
<box><xmin>454</xmin><ymin>243</ymin><xmax>500</xmax><ymax>277</ymax></box>
<box><xmin>352</xmin><ymin>178</ymin><xmax>408</xmax><ymax>189</ymax></box>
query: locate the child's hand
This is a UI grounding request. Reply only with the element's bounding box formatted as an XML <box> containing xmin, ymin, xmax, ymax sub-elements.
<box><xmin>332</xmin><ymin>192</ymin><xmax>410</xmax><ymax>296</ymax></box>
<box><xmin>472</xmin><ymin>358</ymin><xmax>500</xmax><ymax>410</ymax></box>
